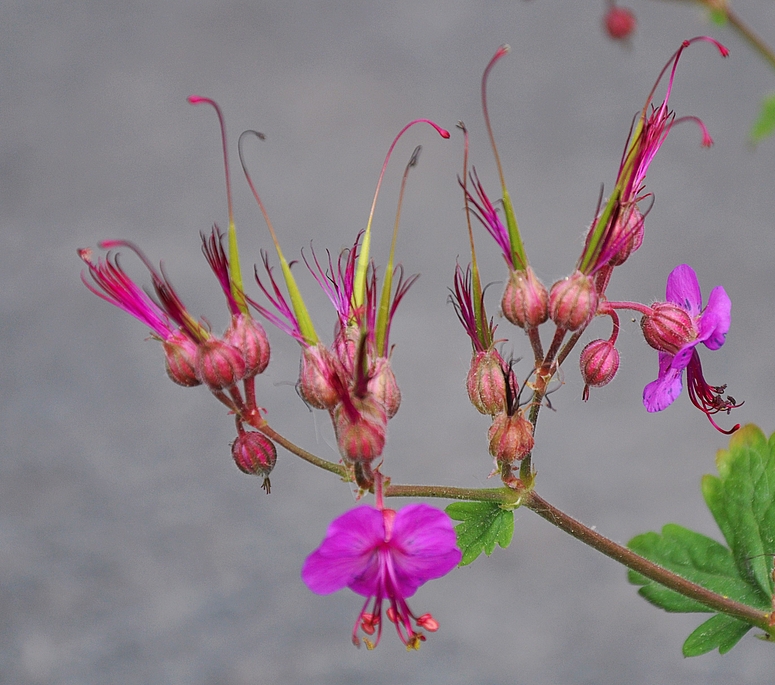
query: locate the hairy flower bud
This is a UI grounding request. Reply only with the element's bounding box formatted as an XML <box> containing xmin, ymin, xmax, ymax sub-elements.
<box><xmin>607</xmin><ymin>205</ymin><xmax>644</xmax><ymax>267</ymax></box>
<box><xmin>488</xmin><ymin>412</ymin><xmax>534</xmax><ymax>464</ymax></box>
<box><xmin>196</xmin><ymin>337</ymin><xmax>246</xmax><ymax>390</ymax></box>
<box><xmin>333</xmin><ymin>396</ymin><xmax>387</xmax><ymax>464</ymax></box>
<box><xmin>549</xmin><ymin>271</ymin><xmax>599</xmax><ymax>331</ymax></box>
<box><xmin>224</xmin><ymin>314</ymin><xmax>270</xmax><ymax>378</ymax></box>
<box><xmin>163</xmin><ymin>329</ymin><xmax>202</xmax><ymax>387</ymax></box>
<box><xmin>466</xmin><ymin>348</ymin><xmax>507</xmax><ymax>415</ymax></box>
<box><xmin>298</xmin><ymin>343</ymin><xmax>341</xmax><ymax>410</ymax></box>
<box><xmin>641</xmin><ymin>302</ymin><xmax>697</xmax><ymax>354</ymax></box>
<box><xmin>367</xmin><ymin>357</ymin><xmax>401</xmax><ymax>418</ymax></box>
<box><xmin>580</xmin><ymin>339</ymin><xmax>620</xmax><ymax>400</ymax></box>
<box><xmin>604</xmin><ymin>5</ymin><xmax>636</xmax><ymax>40</ymax></box>
<box><xmin>332</xmin><ymin>324</ymin><xmax>359</xmax><ymax>374</ymax></box>
<box><xmin>232</xmin><ymin>431</ymin><xmax>277</xmax><ymax>493</ymax></box>
<box><xmin>501</xmin><ymin>266</ymin><xmax>549</xmax><ymax>329</ymax></box>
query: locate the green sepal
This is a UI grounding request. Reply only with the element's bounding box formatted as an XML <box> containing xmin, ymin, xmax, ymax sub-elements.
<box><xmin>749</xmin><ymin>93</ymin><xmax>775</xmax><ymax>144</ymax></box>
<box><xmin>278</xmin><ymin>254</ymin><xmax>318</xmax><ymax>346</ymax></box>
<box><xmin>227</xmin><ymin>219</ymin><xmax>249</xmax><ymax>315</ymax></box>
<box><xmin>501</xmin><ymin>188</ymin><xmax>527</xmax><ymax>272</ymax></box>
<box><xmin>446</xmin><ymin>501</ymin><xmax>514</xmax><ymax>566</ymax></box>
<box><xmin>683</xmin><ymin>614</ymin><xmax>752</xmax><ymax>657</ymax></box>
<box><xmin>702</xmin><ymin>424</ymin><xmax>775</xmax><ymax>598</ymax></box>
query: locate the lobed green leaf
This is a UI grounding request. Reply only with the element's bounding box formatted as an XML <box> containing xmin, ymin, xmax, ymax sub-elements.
<box><xmin>446</xmin><ymin>501</ymin><xmax>514</xmax><ymax>566</ymax></box>
<box><xmin>682</xmin><ymin>614</ymin><xmax>752</xmax><ymax>657</ymax></box>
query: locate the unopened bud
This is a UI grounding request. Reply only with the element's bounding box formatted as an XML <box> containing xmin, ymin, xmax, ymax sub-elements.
<box><xmin>332</xmin><ymin>324</ymin><xmax>359</xmax><ymax>373</ymax></box>
<box><xmin>501</xmin><ymin>266</ymin><xmax>549</xmax><ymax>329</ymax></box>
<box><xmin>367</xmin><ymin>357</ymin><xmax>401</xmax><ymax>418</ymax></box>
<box><xmin>488</xmin><ymin>412</ymin><xmax>534</xmax><ymax>464</ymax></box>
<box><xmin>580</xmin><ymin>339</ymin><xmax>620</xmax><ymax>400</ymax></box>
<box><xmin>466</xmin><ymin>348</ymin><xmax>507</xmax><ymax>415</ymax></box>
<box><xmin>604</xmin><ymin>5</ymin><xmax>636</xmax><ymax>41</ymax></box>
<box><xmin>549</xmin><ymin>271</ymin><xmax>599</xmax><ymax>331</ymax></box>
<box><xmin>607</xmin><ymin>205</ymin><xmax>644</xmax><ymax>267</ymax></box>
<box><xmin>333</xmin><ymin>396</ymin><xmax>387</xmax><ymax>464</ymax></box>
<box><xmin>163</xmin><ymin>329</ymin><xmax>202</xmax><ymax>387</ymax></box>
<box><xmin>225</xmin><ymin>314</ymin><xmax>270</xmax><ymax>378</ymax></box>
<box><xmin>641</xmin><ymin>303</ymin><xmax>696</xmax><ymax>354</ymax></box>
<box><xmin>232</xmin><ymin>431</ymin><xmax>277</xmax><ymax>493</ymax></box>
<box><xmin>299</xmin><ymin>343</ymin><xmax>341</xmax><ymax>410</ymax></box>
<box><xmin>196</xmin><ymin>337</ymin><xmax>246</xmax><ymax>390</ymax></box>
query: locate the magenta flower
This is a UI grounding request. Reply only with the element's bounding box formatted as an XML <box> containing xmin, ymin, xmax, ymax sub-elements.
<box><xmin>643</xmin><ymin>264</ymin><xmax>739</xmax><ymax>432</ymax></box>
<box><xmin>302</xmin><ymin>503</ymin><xmax>461</xmax><ymax>649</ymax></box>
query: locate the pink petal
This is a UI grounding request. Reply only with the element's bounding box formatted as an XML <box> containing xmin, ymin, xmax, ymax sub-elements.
<box><xmin>643</xmin><ymin>351</ymin><xmax>684</xmax><ymax>412</ymax></box>
<box><xmin>697</xmin><ymin>286</ymin><xmax>731</xmax><ymax>351</ymax></box>
<box><xmin>665</xmin><ymin>264</ymin><xmax>702</xmax><ymax>317</ymax></box>
<box><xmin>301</xmin><ymin>506</ymin><xmax>384</xmax><ymax>595</ymax></box>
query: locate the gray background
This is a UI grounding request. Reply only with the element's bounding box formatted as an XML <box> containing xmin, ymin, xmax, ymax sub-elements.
<box><xmin>2</xmin><ymin>0</ymin><xmax>775</xmax><ymax>683</ymax></box>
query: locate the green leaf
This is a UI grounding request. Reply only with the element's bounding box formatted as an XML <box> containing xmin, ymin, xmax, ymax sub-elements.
<box><xmin>627</xmin><ymin>425</ymin><xmax>775</xmax><ymax>656</ymax></box>
<box><xmin>628</xmin><ymin>524</ymin><xmax>767</xmax><ymax>613</ymax></box>
<box><xmin>682</xmin><ymin>614</ymin><xmax>752</xmax><ymax>656</ymax></box>
<box><xmin>749</xmin><ymin>93</ymin><xmax>775</xmax><ymax>144</ymax></box>
<box><xmin>446</xmin><ymin>501</ymin><xmax>514</xmax><ymax>566</ymax></box>
<box><xmin>702</xmin><ymin>424</ymin><xmax>775</xmax><ymax>598</ymax></box>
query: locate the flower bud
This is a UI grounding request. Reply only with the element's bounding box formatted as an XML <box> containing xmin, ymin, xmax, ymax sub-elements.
<box><xmin>332</xmin><ymin>324</ymin><xmax>359</xmax><ymax>374</ymax></box>
<box><xmin>333</xmin><ymin>396</ymin><xmax>387</xmax><ymax>464</ymax></box>
<box><xmin>367</xmin><ymin>357</ymin><xmax>401</xmax><ymax>418</ymax></box>
<box><xmin>604</xmin><ymin>5</ymin><xmax>636</xmax><ymax>41</ymax></box>
<box><xmin>298</xmin><ymin>343</ymin><xmax>341</xmax><ymax>410</ymax></box>
<box><xmin>607</xmin><ymin>205</ymin><xmax>644</xmax><ymax>267</ymax></box>
<box><xmin>580</xmin><ymin>339</ymin><xmax>620</xmax><ymax>399</ymax></box>
<box><xmin>488</xmin><ymin>412</ymin><xmax>534</xmax><ymax>464</ymax></box>
<box><xmin>501</xmin><ymin>266</ymin><xmax>549</xmax><ymax>329</ymax></box>
<box><xmin>466</xmin><ymin>348</ymin><xmax>507</xmax><ymax>415</ymax></box>
<box><xmin>641</xmin><ymin>303</ymin><xmax>696</xmax><ymax>354</ymax></box>
<box><xmin>163</xmin><ymin>329</ymin><xmax>202</xmax><ymax>387</ymax></box>
<box><xmin>196</xmin><ymin>337</ymin><xmax>246</xmax><ymax>390</ymax></box>
<box><xmin>549</xmin><ymin>271</ymin><xmax>599</xmax><ymax>331</ymax></box>
<box><xmin>232</xmin><ymin>431</ymin><xmax>277</xmax><ymax>493</ymax></box>
<box><xmin>224</xmin><ymin>314</ymin><xmax>270</xmax><ymax>378</ymax></box>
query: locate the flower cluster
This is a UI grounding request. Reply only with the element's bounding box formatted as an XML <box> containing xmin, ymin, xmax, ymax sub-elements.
<box><xmin>77</xmin><ymin>38</ymin><xmax>744</xmax><ymax>652</ymax></box>
<box><xmin>452</xmin><ymin>35</ymin><xmax>738</xmax><ymax>488</ymax></box>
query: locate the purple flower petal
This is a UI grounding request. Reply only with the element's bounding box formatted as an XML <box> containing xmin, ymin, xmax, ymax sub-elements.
<box><xmin>386</xmin><ymin>504</ymin><xmax>461</xmax><ymax>597</ymax></box>
<box><xmin>301</xmin><ymin>506</ymin><xmax>384</xmax><ymax>595</ymax></box>
<box><xmin>697</xmin><ymin>285</ymin><xmax>731</xmax><ymax>351</ymax></box>
<box><xmin>643</xmin><ymin>351</ymin><xmax>684</xmax><ymax>412</ymax></box>
<box><xmin>665</xmin><ymin>264</ymin><xmax>702</xmax><ymax>317</ymax></box>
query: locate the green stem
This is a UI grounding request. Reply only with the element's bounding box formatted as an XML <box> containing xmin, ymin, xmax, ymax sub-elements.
<box><xmin>525</xmin><ymin>490</ymin><xmax>772</xmax><ymax>632</ymax></box>
<box><xmin>385</xmin><ymin>483</ymin><xmax>518</xmax><ymax>503</ymax></box>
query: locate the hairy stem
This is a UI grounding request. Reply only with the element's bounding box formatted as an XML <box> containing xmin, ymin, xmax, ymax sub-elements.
<box><xmin>525</xmin><ymin>490</ymin><xmax>772</xmax><ymax>632</ymax></box>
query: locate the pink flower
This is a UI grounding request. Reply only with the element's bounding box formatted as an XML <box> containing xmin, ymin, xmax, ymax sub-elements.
<box><xmin>302</xmin><ymin>503</ymin><xmax>461</xmax><ymax>649</ymax></box>
<box><xmin>642</xmin><ymin>264</ymin><xmax>739</xmax><ymax>432</ymax></box>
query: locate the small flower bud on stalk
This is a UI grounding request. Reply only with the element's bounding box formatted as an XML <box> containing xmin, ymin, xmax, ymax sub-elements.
<box><xmin>549</xmin><ymin>271</ymin><xmax>599</xmax><ymax>331</ymax></box>
<box><xmin>333</xmin><ymin>396</ymin><xmax>388</xmax><ymax>465</ymax></box>
<box><xmin>298</xmin><ymin>344</ymin><xmax>340</xmax><ymax>410</ymax></box>
<box><xmin>501</xmin><ymin>266</ymin><xmax>549</xmax><ymax>329</ymax></box>
<box><xmin>196</xmin><ymin>338</ymin><xmax>247</xmax><ymax>390</ymax></box>
<box><xmin>367</xmin><ymin>357</ymin><xmax>401</xmax><ymax>418</ymax></box>
<box><xmin>641</xmin><ymin>303</ymin><xmax>697</xmax><ymax>354</ymax></box>
<box><xmin>488</xmin><ymin>411</ymin><xmax>534</xmax><ymax>464</ymax></box>
<box><xmin>224</xmin><ymin>314</ymin><xmax>270</xmax><ymax>378</ymax></box>
<box><xmin>232</xmin><ymin>431</ymin><xmax>277</xmax><ymax>493</ymax></box>
<box><xmin>466</xmin><ymin>348</ymin><xmax>508</xmax><ymax>415</ymax></box>
<box><xmin>606</xmin><ymin>205</ymin><xmax>644</xmax><ymax>267</ymax></box>
<box><xmin>604</xmin><ymin>4</ymin><xmax>636</xmax><ymax>41</ymax></box>
<box><xmin>580</xmin><ymin>339</ymin><xmax>620</xmax><ymax>400</ymax></box>
<box><xmin>163</xmin><ymin>330</ymin><xmax>202</xmax><ymax>387</ymax></box>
